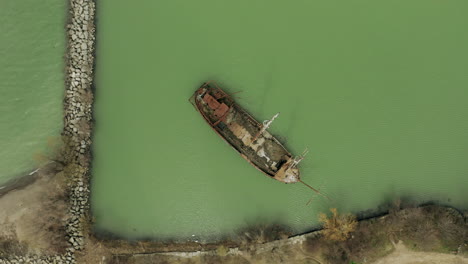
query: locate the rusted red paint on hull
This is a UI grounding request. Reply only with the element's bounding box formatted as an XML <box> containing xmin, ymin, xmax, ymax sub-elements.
<box><xmin>189</xmin><ymin>82</ymin><xmax>299</xmax><ymax>183</ymax></box>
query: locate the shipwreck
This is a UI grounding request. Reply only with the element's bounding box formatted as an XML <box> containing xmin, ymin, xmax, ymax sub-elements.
<box><xmin>190</xmin><ymin>81</ymin><xmax>327</xmax><ymax>198</ymax></box>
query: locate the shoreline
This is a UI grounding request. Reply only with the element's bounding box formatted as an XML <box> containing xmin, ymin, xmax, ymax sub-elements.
<box><xmin>99</xmin><ymin>204</ymin><xmax>468</xmax><ymax>263</ymax></box>
<box><xmin>0</xmin><ymin>172</ymin><xmax>37</xmax><ymax>198</ymax></box>
<box><xmin>1</xmin><ymin>0</ymin><xmax>97</xmax><ymax>263</ymax></box>
<box><xmin>90</xmin><ymin>199</ymin><xmax>467</xmax><ymax>244</ymax></box>
<box><xmin>0</xmin><ymin>162</ymin><xmax>57</xmax><ymax>198</ymax></box>
<box><xmin>0</xmin><ymin>0</ymin><xmax>467</xmax><ymax>263</ymax></box>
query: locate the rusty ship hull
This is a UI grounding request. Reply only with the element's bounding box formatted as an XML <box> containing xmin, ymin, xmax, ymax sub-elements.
<box><xmin>190</xmin><ymin>82</ymin><xmax>301</xmax><ymax>184</ymax></box>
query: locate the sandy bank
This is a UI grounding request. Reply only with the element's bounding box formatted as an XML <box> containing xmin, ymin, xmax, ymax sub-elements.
<box><xmin>1</xmin><ymin>0</ymin><xmax>468</xmax><ymax>263</ymax></box>
<box><xmin>0</xmin><ymin>173</ymin><xmax>37</xmax><ymax>199</ymax></box>
<box><xmin>0</xmin><ymin>166</ymin><xmax>68</xmax><ymax>257</ymax></box>
<box><xmin>1</xmin><ymin>0</ymin><xmax>96</xmax><ymax>263</ymax></box>
<box><xmin>372</xmin><ymin>241</ymin><xmax>468</xmax><ymax>264</ymax></box>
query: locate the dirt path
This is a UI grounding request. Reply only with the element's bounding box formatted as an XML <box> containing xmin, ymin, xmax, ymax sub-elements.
<box><xmin>372</xmin><ymin>241</ymin><xmax>467</xmax><ymax>264</ymax></box>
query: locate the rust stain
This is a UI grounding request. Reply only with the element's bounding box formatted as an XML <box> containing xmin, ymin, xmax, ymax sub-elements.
<box><xmin>214</xmin><ymin>103</ymin><xmax>229</xmax><ymax>118</ymax></box>
<box><xmin>191</xmin><ymin>82</ymin><xmax>303</xmax><ymax>185</ymax></box>
<box><xmin>203</xmin><ymin>93</ymin><xmax>220</xmax><ymax>110</ymax></box>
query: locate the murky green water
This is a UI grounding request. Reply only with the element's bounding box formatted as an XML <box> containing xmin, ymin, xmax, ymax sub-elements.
<box><xmin>0</xmin><ymin>0</ymin><xmax>65</xmax><ymax>185</ymax></box>
<box><xmin>92</xmin><ymin>0</ymin><xmax>468</xmax><ymax>240</ymax></box>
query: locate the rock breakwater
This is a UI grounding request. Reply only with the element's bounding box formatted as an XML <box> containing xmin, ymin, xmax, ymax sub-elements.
<box><xmin>60</xmin><ymin>0</ymin><xmax>96</xmax><ymax>262</ymax></box>
<box><xmin>0</xmin><ymin>0</ymin><xmax>96</xmax><ymax>263</ymax></box>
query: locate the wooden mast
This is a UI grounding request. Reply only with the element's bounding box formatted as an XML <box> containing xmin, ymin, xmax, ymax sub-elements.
<box><xmin>299</xmin><ymin>179</ymin><xmax>331</xmax><ymax>201</ymax></box>
<box><xmin>252</xmin><ymin>113</ymin><xmax>280</xmax><ymax>143</ymax></box>
<box><xmin>293</xmin><ymin>149</ymin><xmax>331</xmax><ymax>202</ymax></box>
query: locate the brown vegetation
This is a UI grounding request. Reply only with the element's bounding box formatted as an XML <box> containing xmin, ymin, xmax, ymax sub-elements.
<box><xmin>305</xmin><ymin>204</ymin><xmax>467</xmax><ymax>264</ymax></box>
<box><xmin>3</xmin><ymin>130</ymin><xmax>467</xmax><ymax>264</ymax></box>
<box><xmin>0</xmin><ymin>167</ymin><xmax>69</xmax><ymax>255</ymax></box>
<box><xmin>0</xmin><ymin>224</ymin><xmax>28</xmax><ymax>257</ymax></box>
<box><xmin>78</xmin><ymin>89</ymin><xmax>94</xmax><ymax>105</ymax></box>
<box><xmin>386</xmin><ymin>205</ymin><xmax>467</xmax><ymax>253</ymax></box>
<box><xmin>319</xmin><ymin>208</ymin><xmax>357</xmax><ymax>242</ymax></box>
<box><xmin>237</xmin><ymin>224</ymin><xmax>291</xmax><ymax>249</ymax></box>
<box><xmin>0</xmin><ymin>132</ymin><xmax>81</xmax><ymax>256</ymax></box>
<box><xmin>74</xmin><ymin>204</ymin><xmax>467</xmax><ymax>264</ymax></box>
<box><xmin>109</xmin><ymin>254</ymin><xmax>250</xmax><ymax>264</ymax></box>
<box><xmin>33</xmin><ymin>135</ymin><xmax>75</xmax><ymax>168</ymax></box>
<box><xmin>76</xmin><ymin>119</ymin><xmax>91</xmax><ymax>137</ymax></box>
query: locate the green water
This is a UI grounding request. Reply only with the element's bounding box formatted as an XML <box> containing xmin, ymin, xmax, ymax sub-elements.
<box><xmin>92</xmin><ymin>0</ymin><xmax>468</xmax><ymax>240</ymax></box>
<box><xmin>0</xmin><ymin>0</ymin><xmax>65</xmax><ymax>185</ymax></box>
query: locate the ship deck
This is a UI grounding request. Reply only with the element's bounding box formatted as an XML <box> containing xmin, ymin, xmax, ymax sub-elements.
<box><xmin>194</xmin><ymin>84</ymin><xmax>292</xmax><ymax>177</ymax></box>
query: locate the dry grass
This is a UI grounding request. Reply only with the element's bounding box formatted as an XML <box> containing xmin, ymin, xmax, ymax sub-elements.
<box><xmin>0</xmin><ymin>132</ymin><xmax>80</xmax><ymax>256</ymax></box>
<box><xmin>388</xmin><ymin>205</ymin><xmax>467</xmax><ymax>253</ymax></box>
<box><xmin>76</xmin><ymin>204</ymin><xmax>466</xmax><ymax>264</ymax></box>
<box><xmin>304</xmin><ymin>204</ymin><xmax>467</xmax><ymax>264</ymax></box>
<box><xmin>75</xmin><ymin>237</ymin><xmax>112</xmax><ymax>264</ymax></box>
<box><xmin>109</xmin><ymin>254</ymin><xmax>250</xmax><ymax>264</ymax></box>
<box><xmin>76</xmin><ymin>119</ymin><xmax>91</xmax><ymax>137</ymax></box>
<box><xmin>0</xmin><ymin>224</ymin><xmax>28</xmax><ymax>257</ymax></box>
<box><xmin>0</xmin><ymin>168</ymin><xmax>70</xmax><ymax>256</ymax></box>
<box><xmin>319</xmin><ymin>208</ymin><xmax>357</xmax><ymax>242</ymax></box>
<box><xmin>79</xmin><ymin>89</ymin><xmax>93</xmax><ymax>105</ymax></box>
<box><xmin>33</xmin><ymin>135</ymin><xmax>76</xmax><ymax>168</ymax></box>
<box><xmin>237</xmin><ymin>224</ymin><xmax>291</xmax><ymax>248</ymax></box>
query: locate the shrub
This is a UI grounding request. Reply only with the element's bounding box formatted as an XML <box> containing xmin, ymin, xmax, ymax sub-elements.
<box><xmin>319</xmin><ymin>208</ymin><xmax>357</xmax><ymax>242</ymax></box>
